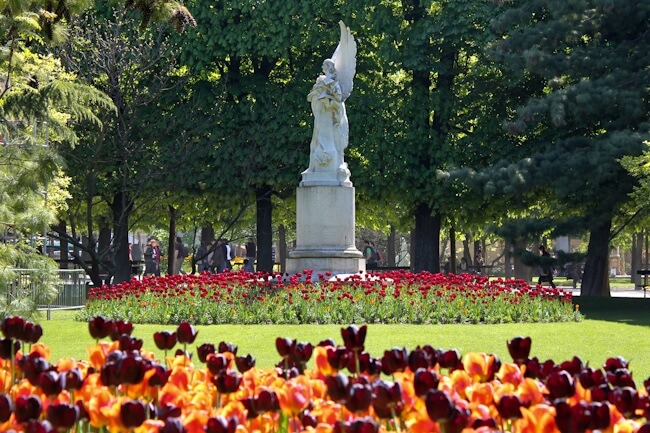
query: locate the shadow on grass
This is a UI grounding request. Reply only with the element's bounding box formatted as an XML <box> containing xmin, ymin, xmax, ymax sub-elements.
<box><xmin>573</xmin><ymin>297</ymin><xmax>650</xmax><ymax>326</ymax></box>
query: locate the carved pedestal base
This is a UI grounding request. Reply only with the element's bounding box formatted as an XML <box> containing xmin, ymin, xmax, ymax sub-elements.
<box><xmin>286</xmin><ymin>185</ymin><xmax>364</xmax><ymax>276</ymax></box>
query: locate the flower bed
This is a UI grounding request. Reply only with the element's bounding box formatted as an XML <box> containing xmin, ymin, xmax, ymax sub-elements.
<box><xmin>79</xmin><ymin>271</ymin><xmax>577</xmax><ymax>325</ymax></box>
<box><xmin>1</xmin><ymin>316</ymin><xmax>649</xmax><ymax>433</ymax></box>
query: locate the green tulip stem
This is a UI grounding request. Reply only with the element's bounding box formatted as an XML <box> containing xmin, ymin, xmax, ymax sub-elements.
<box><xmin>216</xmin><ymin>392</ymin><xmax>222</xmax><ymax>409</ymax></box>
<box><xmin>354</xmin><ymin>349</ymin><xmax>361</xmax><ymax>377</ymax></box>
<box><xmin>390</xmin><ymin>406</ymin><xmax>402</xmax><ymax>433</ymax></box>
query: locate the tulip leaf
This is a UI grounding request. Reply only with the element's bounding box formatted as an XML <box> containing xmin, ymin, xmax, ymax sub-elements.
<box><xmin>277</xmin><ymin>412</ymin><xmax>289</xmax><ymax>433</ymax></box>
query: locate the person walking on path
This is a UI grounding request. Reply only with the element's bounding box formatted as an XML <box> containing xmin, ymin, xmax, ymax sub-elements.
<box><xmin>174</xmin><ymin>236</ymin><xmax>188</xmax><ymax>275</ymax></box>
<box><xmin>538</xmin><ymin>245</ymin><xmax>557</xmax><ymax>288</ymax></box>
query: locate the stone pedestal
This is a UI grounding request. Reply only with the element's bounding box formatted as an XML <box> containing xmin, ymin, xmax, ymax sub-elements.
<box><xmin>287</xmin><ymin>185</ymin><xmax>364</xmax><ymax>275</ymax></box>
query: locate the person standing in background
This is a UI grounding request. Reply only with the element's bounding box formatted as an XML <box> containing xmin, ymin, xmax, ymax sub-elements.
<box><xmin>244</xmin><ymin>237</ymin><xmax>256</xmax><ymax>272</ymax></box>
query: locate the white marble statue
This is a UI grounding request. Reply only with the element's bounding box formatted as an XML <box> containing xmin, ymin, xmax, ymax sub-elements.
<box><xmin>301</xmin><ymin>21</ymin><xmax>357</xmax><ymax>187</ymax></box>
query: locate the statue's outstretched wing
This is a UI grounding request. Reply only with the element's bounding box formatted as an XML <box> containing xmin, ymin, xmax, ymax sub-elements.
<box><xmin>331</xmin><ymin>21</ymin><xmax>357</xmax><ymax>101</ymax></box>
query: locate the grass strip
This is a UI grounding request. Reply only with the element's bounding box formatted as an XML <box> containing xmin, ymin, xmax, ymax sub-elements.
<box><xmin>39</xmin><ymin>307</ymin><xmax>650</xmax><ymax>381</ymax></box>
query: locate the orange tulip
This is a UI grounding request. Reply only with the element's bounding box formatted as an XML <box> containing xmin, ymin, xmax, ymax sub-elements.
<box><xmin>497</xmin><ymin>362</ymin><xmax>524</xmax><ymax>386</ymax></box>
<box><xmin>135</xmin><ymin>419</ymin><xmax>165</xmax><ymax>433</ymax></box>
<box><xmin>463</xmin><ymin>352</ymin><xmax>490</xmax><ymax>383</ymax></box>
<box><xmin>515</xmin><ymin>404</ymin><xmax>557</xmax><ymax>433</ymax></box>
<box><xmin>29</xmin><ymin>342</ymin><xmax>51</xmax><ymax>360</ymax></box>
<box><xmin>278</xmin><ymin>377</ymin><xmax>311</xmax><ymax>416</ymax></box>
<box><xmin>312</xmin><ymin>346</ymin><xmax>336</xmax><ymax>378</ymax></box>
<box><xmin>184</xmin><ymin>409</ymin><xmax>210</xmax><ymax>433</ymax></box>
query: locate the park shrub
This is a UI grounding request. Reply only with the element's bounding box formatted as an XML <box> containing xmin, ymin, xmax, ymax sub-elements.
<box><xmin>0</xmin><ymin>317</ymin><xmax>648</xmax><ymax>433</ymax></box>
<box><xmin>77</xmin><ymin>271</ymin><xmax>578</xmax><ymax>325</ymax></box>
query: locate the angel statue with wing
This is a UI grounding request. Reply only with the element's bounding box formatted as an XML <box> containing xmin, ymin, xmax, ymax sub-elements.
<box><xmin>301</xmin><ymin>21</ymin><xmax>357</xmax><ymax>187</ymax></box>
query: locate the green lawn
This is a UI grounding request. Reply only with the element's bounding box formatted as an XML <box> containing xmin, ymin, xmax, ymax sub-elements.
<box><xmin>37</xmin><ymin>299</ymin><xmax>650</xmax><ymax>381</ymax></box>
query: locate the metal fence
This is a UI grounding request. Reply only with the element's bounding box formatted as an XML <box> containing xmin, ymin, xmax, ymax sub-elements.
<box><xmin>6</xmin><ymin>268</ymin><xmax>88</xmax><ymax>319</ymax></box>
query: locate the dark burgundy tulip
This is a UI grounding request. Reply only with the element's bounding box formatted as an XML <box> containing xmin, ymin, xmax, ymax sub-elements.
<box><xmin>118</xmin><ymin>334</ymin><xmax>143</xmax><ymax>352</ymax></box>
<box><xmin>213</xmin><ymin>370</ymin><xmax>242</xmax><ymax>394</ymax></box>
<box><xmin>88</xmin><ymin>316</ymin><xmax>113</xmax><ymax>340</ymax></box>
<box><xmin>414</xmin><ymin>368</ymin><xmax>440</xmax><ymax>397</ymax></box>
<box><xmin>439</xmin><ymin>349</ymin><xmax>462</xmax><ymax>371</ymax></box>
<box><xmin>326</xmin><ymin>346</ymin><xmax>349</xmax><ymax>370</ymax></box>
<box><xmin>174</xmin><ymin>349</ymin><xmax>191</xmax><ymax>359</ymax></box>
<box><xmin>366</xmin><ymin>356</ymin><xmax>383</xmax><ymax>377</ymax></box>
<box><xmin>1</xmin><ymin>316</ymin><xmax>25</xmax><ymax>340</ymax></box>
<box><xmin>604</xmin><ymin>356</ymin><xmax>628</xmax><ymax>373</ymax></box>
<box><xmin>591</xmin><ymin>383</ymin><xmax>611</xmax><ymax>402</ymax></box>
<box><xmin>607</xmin><ymin>368</ymin><xmax>636</xmax><ymax>388</ymax></box>
<box><xmin>645</xmin><ymin>377</ymin><xmax>650</xmax><ymax>393</ymax></box>
<box><xmin>120</xmin><ymin>400</ymin><xmax>146</xmax><ymax>428</ymax></box>
<box><xmin>46</xmin><ymin>403</ymin><xmax>79</xmax><ymax>430</ymax></box>
<box><xmin>344</xmin><ymin>382</ymin><xmax>373</xmax><ymax>413</ymax></box>
<box><xmin>579</xmin><ymin>367</ymin><xmax>606</xmax><ymax>389</ymax></box>
<box><xmin>206</xmin><ymin>415</ymin><xmax>239</xmax><ymax>433</ymax></box>
<box><xmin>346</xmin><ymin>351</ymin><xmax>372</xmax><ymax>374</ymax></box>
<box><xmin>153</xmin><ymin>403</ymin><xmax>182</xmax><ymax>421</ymax></box>
<box><xmin>290</xmin><ymin>342</ymin><xmax>313</xmax><ymax>365</ymax></box>
<box><xmin>256</xmin><ymin>389</ymin><xmax>280</xmax><ymax>412</ymax></box>
<box><xmin>506</xmin><ymin>336</ymin><xmax>532</xmax><ymax>364</ymax></box>
<box><xmin>154</xmin><ymin>331</ymin><xmax>178</xmax><ymax>351</ymax></box>
<box><xmin>335</xmin><ymin>417</ymin><xmax>380</xmax><ymax>433</ymax></box>
<box><xmin>117</xmin><ymin>356</ymin><xmax>146</xmax><ymax>384</ymax></box>
<box><xmin>235</xmin><ymin>354</ymin><xmax>256</xmax><ymax>373</ymax></box>
<box><xmin>612</xmin><ymin>386</ymin><xmax>639</xmax><ymax>417</ymax></box>
<box><xmin>486</xmin><ymin>354</ymin><xmax>502</xmax><ymax>382</ymax></box>
<box><xmin>425</xmin><ymin>389</ymin><xmax>454</xmax><ymax>422</ymax></box>
<box><xmin>22</xmin><ymin>322</ymin><xmax>43</xmax><ymax>344</ymax></box>
<box><xmin>589</xmin><ymin>402</ymin><xmax>610</xmax><ymax>430</ymax></box>
<box><xmin>639</xmin><ymin>424</ymin><xmax>650</xmax><ymax>433</ymax></box>
<box><xmin>371</xmin><ymin>380</ymin><xmax>403</xmax><ymax>418</ymax></box>
<box><xmin>75</xmin><ymin>401</ymin><xmax>89</xmax><ymax>421</ymax></box>
<box><xmin>218</xmin><ymin>341</ymin><xmax>238</xmax><ymax>355</ymax></box>
<box><xmin>301</xmin><ymin>410</ymin><xmax>318</xmax><ymax>428</ymax></box>
<box><xmin>408</xmin><ymin>347</ymin><xmax>431</xmax><ymax>371</ymax></box>
<box><xmin>64</xmin><ymin>368</ymin><xmax>84</xmax><ymax>391</ymax></box>
<box><xmin>639</xmin><ymin>395</ymin><xmax>650</xmax><ymax>419</ymax></box>
<box><xmin>421</xmin><ymin>345</ymin><xmax>440</xmax><ymax>367</ymax></box>
<box><xmin>23</xmin><ymin>420</ymin><xmax>55</xmax><ymax>433</ymax></box>
<box><xmin>554</xmin><ymin>401</ymin><xmax>592</xmax><ymax>433</ymax></box>
<box><xmin>38</xmin><ymin>371</ymin><xmax>64</xmax><ymax>396</ymax></box>
<box><xmin>240</xmin><ymin>397</ymin><xmax>259</xmax><ymax>419</ymax></box>
<box><xmin>318</xmin><ymin>338</ymin><xmax>336</xmax><ymax>347</ymax></box>
<box><xmin>160</xmin><ymin>417</ymin><xmax>186</xmax><ymax>433</ymax></box>
<box><xmin>22</xmin><ymin>353</ymin><xmax>51</xmax><ymax>385</ymax></box>
<box><xmin>196</xmin><ymin>343</ymin><xmax>216</xmax><ymax>363</ymax></box>
<box><xmin>110</xmin><ymin>320</ymin><xmax>134</xmax><ymax>341</ymax></box>
<box><xmin>149</xmin><ymin>364</ymin><xmax>170</xmax><ymax>387</ymax></box>
<box><xmin>381</xmin><ymin>347</ymin><xmax>408</xmax><ymax>375</ymax></box>
<box><xmin>496</xmin><ymin>394</ymin><xmax>522</xmax><ymax>420</ymax></box>
<box><xmin>99</xmin><ymin>362</ymin><xmax>120</xmax><ymax>387</ymax></box>
<box><xmin>558</xmin><ymin>356</ymin><xmax>584</xmax><ymax>376</ymax></box>
<box><xmin>0</xmin><ymin>394</ymin><xmax>13</xmax><ymax>423</ymax></box>
<box><xmin>14</xmin><ymin>395</ymin><xmax>43</xmax><ymax>423</ymax></box>
<box><xmin>546</xmin><ymin>370</ymin><xmax>575</xmax><ymax>400</ymax></box>
<box><xmin>275</xmin><ymin>337</ymin><xmax>294</xmax><ymax>358</ymax></box>
<box><xmin>444</xmin><ymin>407</ymin><xmax>471</xmax><ymax>433</ymax></box>
<box><xmin>471</xmin><ymin>418</ymin><xmax>497</xmax><ymax>429</ymax></box>
<box><xmin>341</xmin><ymin>325</ymin><xmax>367</xmax><ymax>352</ymax></box>
<box><xmin>325</xmin><ymin>373</ymin><xmax>350</xmax><ymax>403</ymax></box>
<box><xmin>0</xmin><ymin>337</ymin><xmax>21</xmax><ymax>360</ymax></box>
<box><xmin>176</xmin><ymin>321</ymin><xmax>198</xmax><ymax>344</ymax></box>
<box><xmin>206</xmin><ymin>353</ymin><xmax>230</xmax><ymax>376</ymax></box>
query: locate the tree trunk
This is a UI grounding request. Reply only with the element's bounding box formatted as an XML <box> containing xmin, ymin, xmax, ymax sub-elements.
<box><xmin>631</xmin><ymin>231</ymin><xmax>642</xmax><ymax>284</ymax></box>
<box><xmin>55</xmin><ymin>219</ymin><xmax>68</xmax><ymax>269</ymax></box>
<box><xmin>278</xmin><ymin>224</ymin><xmax>287</xmax><ymax>274</ymax></box>
<box><xmin>504</xmin><ymin>239</ymin><xmax>513</xmax><ymax>279</ymax></box>
<box><xmin>412</xmin><ymin>203</ymin><xmax>440</xmax><ymax>273</ymax></box>
<box><xmin>110</xmin><ymin>191</ymin><xmax>132</xmax><ymax>284</ymax></box>
<box><xmin>256</xmin><ymin>185</ymin><xmax>273</xmax><ymax>272</ymax></box>
<box><xmin>387</xmin><ymin>225</ymin><xmax>397</xmax><ymax>267</ymax></box>
<box><xmin>167</xmin><ymin>205</ymin><xmax>177</xmax><ymax>275</ymax></box>
<box><xmin>449</xmin><ymin>224</ymin><xmax>457</xmax><ymax>274</ymax></box>
<box><xmin>513</xmin><ymin>238</ymin><xmax>530</xmax><ymax>282</ymax></box>
<box><xmin>580</xmin><ymin>219</ymin><xmax>612</xmax><ymax>297</ymax></box>
<box><xmin>201</xmin><ymin>225</ymin><xmax>214</xmax><ymax>244</ymax></box>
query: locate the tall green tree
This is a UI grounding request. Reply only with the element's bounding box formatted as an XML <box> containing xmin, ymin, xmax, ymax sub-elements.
<box><xmin>488</xmin><ymin>0</ymin><xmax>650</xmax><ymax>296</ymax></box>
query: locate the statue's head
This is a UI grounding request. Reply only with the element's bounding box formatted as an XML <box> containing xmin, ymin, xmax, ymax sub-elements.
<box><xmin>322</xmin><ymin>59</ymin><xmax>336</xmax><ymax>73</ymax></box>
